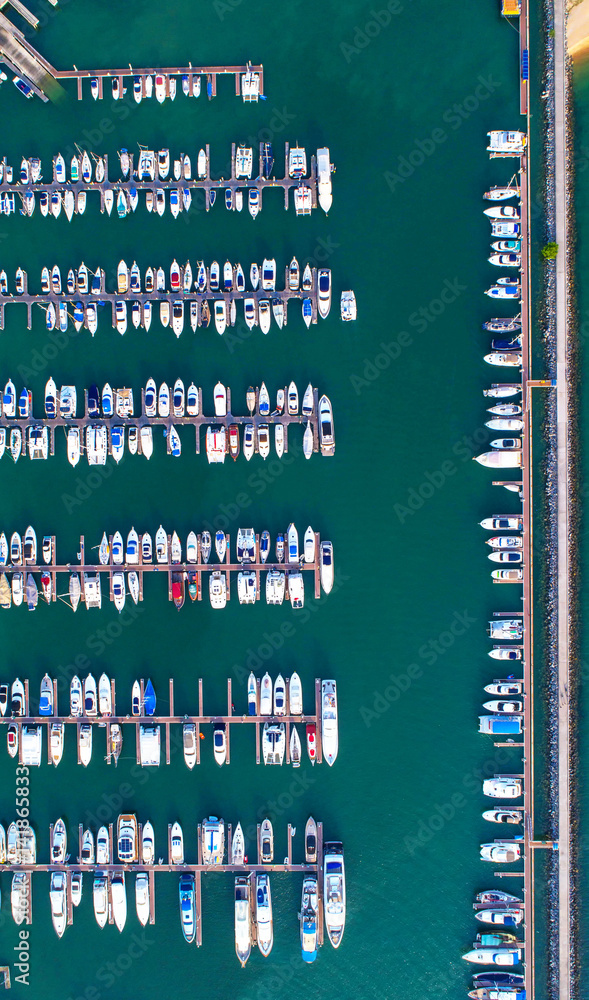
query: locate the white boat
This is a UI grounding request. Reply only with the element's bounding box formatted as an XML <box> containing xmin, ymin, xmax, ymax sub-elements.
<box><xmin>318</xmin><ymin>269</ymin><xmax>332</xmax><ymax>318</ymax></box>
<box><xmin>70</xmin><ymin>872</ymin><xmax>82</xmax><ymax>907</ymax></box>
<box><xmin>259</xmin><ymin>299</ymin><xmax>271</xmax><ymax>333</ymax></box>
<box><xmin>483</xmin><ymin>778</ymin><xmax>523</xmax><ymax>798</ymax></box>
<box><xmin>287</xmin><ymin>523</ymin><xmax>299</xmax><ymax>562</ymax></box>
<box><xmin>51</xmin><ymin>818</ymin><xmax>67</xmax><ymax>862</ymax></box>
<box><xmin>99</xmin><ymin>673</ymin><xmax>112</xmax><ymax>715</ymax></box>
<box><xmin>300</xmin><ymin>876</ymin><xmax>319</xmax><ymax>962</ymax></box>
<box><xmin>96</xmin><ymin>826</ymin><xmax>109</xmax><ymax>865</ymax></box>
<box><xmin>142</xmin><ymin>821</ymin><xmax>155</xmax><ymax>864</ymax></box>
<box><xmin>93</xmin><ymin>876</ymin><xmax>108</xmax><ymax>928</ymax></box>
<box><xmin>79</xmin><ymin>724</ymin><xmax>92</xmax><ymax>766</ymax></box>
<box><xmin>235</xmin><ymin>877</ymin><xmax>252</xmax><ymax>967</ymax></box>
<box><xmin>274</xmin><ymin>675</ymin><xmax>286</xmax><ymax>716</ymax></box>
<box><xmin>260</xmin><ymin>673</ymin><xmax>273</xmax><ymax>715</ymax></box>
<box><xmin>202</xmin><ymin>816</ymin><xmax>224</xmax><ymax>865</ymax></box>
<box><xmin>140</xmin><ymin>426</ymin><xmax>153</xmax><ymax>459</ymax></box>
<box><xmin>135</xmin><ymin>873</ymin><xmax>150</xmax><ymax>927</ymax></box>
<box><xmin>183</xmin><ymin>723</ymin><xmax>197</xmax><ymax>769</ymax></box>
<box><xmin>323</xmin><ymin>842</ymin><xmax>346</xmax><ymax>947</ymax></box>
<box><xmin>213</xmin><ymin>724</ymin><xmax>227</xmax><ymax>765</ymax></box>
<box><xmin>474</xmin><ymin>451</ymin><xmax>522</xmax><ymax>468</ymax></box>
<box><xmin>462</xmin><ymin>948</ymin><xmax>521</xmax><ymax>966</ymax></box>
<box><xmin>289</xmin><ymin>673</ymin><xmax>303</xmax><ymax>715</ymax></box>
<box><xmin>186</xmin><ymin>531</ymin><xmax>198</xmax><ymax>563</ymax></box>
<box><xmin>155</xmin><ymin>526</ymin><xmax>168</xmax><ymax>563</ymax></box>
<box><xmin>11</xmin><ymin>872</ymin><xmax>28</xmax><ymax>925</ymax></box>
<box><xmin>117</xmin><ymin>814</ymin><xmax>138</xmax><ymax>862</ymax></box>
<box><xmin>81</xmin><ymin>828</ymin><xmax>95</xmax><ymax>864</ymax></box>
<box><xmin>322</xmin><ymin>680</ymin><xmax>338</xmax><ymax>765</ymax></box>
<box><xmin>209</xmin><ymin>571</ymin><xmax>227</xmax><ymax>609</ymax></box>
<box><xmin>262</xmin><ymin>722</ymin><xmax>285</xmax><ymax>764</ymax></box>
<box><xmin>320</xmin><ymin>541</ymin><xmax>334</xmax><ymax>593</ymax></box>
<box><xmin>256</xmin><ymin>874</ymin><xmax>273</xmax><ymax>956</ymax></box>
<box><xmin>304</xmin><ymin>526</ymin><xmax>315</xmax><ymax>563</ymax></box>
<box><xmin>111</xmin><ymin>874</ymin><xmax>127</xmax><ymax>932</ymax></box>
<box><xmin>232</xmin><ymin>823</ymin><xmax>245</xmax><ymax>865</ymax></box>
<box><xmin>288</xmin><ymin>571</ymin><xmax>305</xmax><ymax>609</ymax></box>
<box><xmin>49</xmin><ymin>722</ymin><xmax>64</xmax><ymax>765</ymax></box>
<box><xmin>340</xmin><ymin>290</ymin><xmax>357</xmax><ymax>321</ymax></box>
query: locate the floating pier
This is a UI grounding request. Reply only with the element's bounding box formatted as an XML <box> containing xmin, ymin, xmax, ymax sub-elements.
<box><xmin>0</xmin><ymin>262</ymin><xmax>326</xmax><ymax>331</ymax></box>
<box><xmin>0</xmin><ymin>529</ymin><xmax>326</xmax><ymax>607</ymax></box>
<box><xmin>0</xmin><ymin>384</ymin><xmax>329</xmax><ymax>461</ymax></box>
<box><xmin>1</xmin><ymin>144</ymin><xmax>324</xmax><ymax>215</ymax></box>
<box><xmin>3</xmin><ymin>677</ymin><xmax>327</xmax><ymax>769</ymax></box>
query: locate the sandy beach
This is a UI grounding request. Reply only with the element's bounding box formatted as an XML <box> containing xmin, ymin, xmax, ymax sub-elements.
<box><xmin>568</xmin><ymin>0</ymin><xmax>589</xmax><ymax>57</ymax></box>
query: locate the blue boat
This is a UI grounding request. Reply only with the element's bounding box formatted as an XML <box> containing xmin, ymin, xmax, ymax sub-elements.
<box><xmin>491</xmin><ymin>336</ymin><xmax>522</xmax><ymax>352</ymax></box>
<box><xmin>144</xmin><ymin>679</ymin><xmax>156</xmax><ymax>716</ymax></box>
<box><xmin>13</xmin><ymin>77</ymin><xmax>34</xmax><ymax>99</ymax></box>
<box><xmin>116</xmin><ymin>190</ymin><xmax>127</xmax><ymax>218</ymax></box>
<box><xmin>225</xmin><ymin>188</ymin><xmax>233</xmax><ymax>211</ymax></box>
<box><xmin>209</xmin><ymin>190</ymin><xmax>216</xmax><ymax>207</ymax></box>
<box><xmin>18</xmin><ymin>388</ymin><xmax>29</xmax><ymax>418</ymax></box>
<box><xmin>300</xmin><ymin>877</ymin><xmax>318</xmax><ymax>962</ymax></box>
<box><xmin>88</xmin><ymin>384</ymin><xmax>100</xmax><ymax>418</ymax></box>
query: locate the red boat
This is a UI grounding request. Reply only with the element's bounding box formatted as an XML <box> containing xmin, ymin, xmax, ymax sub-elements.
<box><xmin>228</xmin><ymin>424</ymin><xmax>240</xmax><ymax>460</ymax></box>
<box><xmin>40</xmin><ymin>571</ymin><xmax>51</xmax><ymax>604</ymax></box>
<box><xmin>172</xmin><ymin>572</ymin><xmax>184</xmax><ymax>609</ymax></box>
<box><xmin>306</xmin><ymin>723</ymin><xmax>316</xmax><ymax>764</ymax></box>
<box><xmin>170</xmin><ymin>260</ymin><xmax>181</xmax><ymax>292</ymax></box>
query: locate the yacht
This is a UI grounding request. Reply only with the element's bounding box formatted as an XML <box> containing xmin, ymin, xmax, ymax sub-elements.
<box><xmin>474</xmin><ymin>451</ymin><xmax>522</xmax><ymax>469</ymax></box>
<box><xmin>256</xmin><ymin>874</ymin><xmax>273</xmax><ymax>956</ymax></box>
<box><xmin>209</xmin><ymin>571</ymin><xmax>227</xmax><ymax>608</ymax></box>
<box><xmin>304</xmin><ymin>526</ymin><xmax>316</xmax><ymax>562</ymax></box>
<box><xmin>179</xmin><ymin>874</ymin><xmax>196</xmax><ymax>942</ymax></box>
<box><xmin>288</xmin><ymin>673</ymin><xmax>303</xmax><ymax>715</ymax></box>
<box><xmin>70</xmin><ymin>676</ymin><xmax>82</xmax><ymax>716</ymax></box>
<box><xmin>183</xmin><ymin>723</ymin><xmax>197</xmax><ymax>769</ymax></box>
<box><xmin>84</xmin><ymin>673</ymin><xmax>98</xmax><ymax>715</ymax></box>
<box><xmin>170</xmin><ymin>822</ymin><xmax>184</xmax><ymax>864</ymax></box>
<box><xmin>320</xmin><ymin>541</ymin><xmax>334</xmax><ymax>593</ymax></box>
<box><xmin>482</xmin><ymin>809</ymin><xmax>523</xmax><ymax>825</ymax></box>
<box><xmin>93</xmin><ymin>876</ymin><xmax>108</xmax><ymax>928</ymax></box>
<box><xmin>132</xmin><ymin>875</ymin><xmax>150</xmax><ymax>930</ymax></box>
<box><xmin>142</xmin><ymin>821</ymin><xmax>155</xmax><ymax>864</ymax></box>
<box><xmin>485</xmin><ymin>680</ymin><xmax>524</xmax><ymax>696</ymax></box>
<box><xmin>462</xmin><ymin>947</ymin><xmax>521</xmax><ymax>966</ymax></box>
<box><xmin>232</xmin><ymin>823</ymin><xmax>245</xmax><ymax>865</ymax></box>
<box><xmin>49</xmin><ymin>722</ymin><xmax>64</xmax><ymax>765</ymax></box>
<box><xmin>117</xmin><ymin>814</ymin><xmax>138</xmax><ymax>862</ymax></box>
<box><xmin>274</xmin><ymin>675</ymin><xmax>286</xmax><ymax>716</ymax></box>
<box><xmin>79</xmin><ymin>723</ymin><xmax>92</xmax><ymax>766</ymax></box>
<box><xmin>202</xmin><ymin>817</ymin><xmax>224</xmax><ymax>865</ymax></box>
<box><xmin>260</xmin><ymin>819</ymin><xmax>274</xmax><ymax>862</ymax></box>
<box><xmin>261</xmin><ymin>258</ymin><xmax>276</xmax><ymax>291</ymax></box>
<box><xmin>483</xmin><ymin>778</ymin><xmax>523</xmax><ymax>798</ymax></box>
<box><xmin>96</xmin><ymin>826</ymin><xmax>109</xmax><ymax>865</ymax></box>
<box><xmin>213</xmin><ymin>723</ymin><xmax>227</xmax><ymax>765</ymax></box>
<box><xmin>324</xmin><ymin>842</ymin><xmax>346</xmax><ymax>947</ymax></box>
<box><xmin>155</xmin><ymin>526</ymin><xmax>168</xmax><ymax>563</ymax></box>
<box><xmin>262</xmin><ymin>723</ymin><xmax>286</xmax><ymax>764</ymax></box>
<box><xmin>480</xmin><ymin>516</ymin><xmax>523</xmax><ymax>531</ymax></box>
<box><xmin>71</xmin><ymin>872</ymin><xmax>82</xmax><ymax>907</ymax></box>
<box><xmin>299</xmin><ymin>877</ymin><xmax>319</xmax><ymax>962</ymax></box>
<box><xmin>51</xmin><ymin>818</ymin><xmax>67</xmax><ymax>862</ymax></box>
<box><xmin>480</xmin><ymin>842</ymin><xmax>522</xmax><ymax>863</ymax></box>
<box><xmin>318</xmin><ymin>269</ymin><xmax>332</xmax><ymax>318</ymax></box>
<box><xmin>288</xmin><ymin>572</ymin><xmax>305</xmax><ymax>609</ymax></box>
<box><xmin>11</xmin><ymin>873</ymin><xmax>29</xmax><ymax>925</ymax></box>
<box><xmin>319</xmin><ymin>395</ymin><xmax>335</xmax><ymax>455</ymax></box>
<box><xmin>287</xmin><ymin>523</ymin><xmax>299</xmax><ymax>562</ymax></box>
<box><xmin>248</xmin><ymin>673</ymin><xmax>258</xmax><ymax>715</ymax></box>
<box><xmin>81</xmin><ymin>828</ymin><xmax>95</xmax><ymax>864</ymax></box>
<box><xmin>340</xmin><ymin>289</ymin><xmax>357</xmax><ymax>321</ymax></box>
<box><xmin>322</xmin><ymin>680</ymin><xmax>339</xmax><ymax>765</ymax></box>
<box><xmin>475</xmin><ymin>908</ymin><xmax>524</xmax><ymax>926</ymax></box>
<box><xmin>235</xmin><ymin>877</ymin><xmax>252</xmax><ymax>967</ymax></box>
<box><xmin>111</xmin><ymin>874</ymin><xmax>127</xmax><ymax>932</ymax></box>
<box><xmin>260</xmin><ymin>673</ymin><xmax>273</xmax><ymax>715</ymax></box>
<box><xmin>305</xmin><ymin>817</ymin><xmax>318</xmax><ymax>862</ymax></box>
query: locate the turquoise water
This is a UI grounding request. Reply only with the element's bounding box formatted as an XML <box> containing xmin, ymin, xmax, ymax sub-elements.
<box><xmin>0</xmin><ymin>0</ymin><xmax>551</xmax><ymax>997</ymax></box>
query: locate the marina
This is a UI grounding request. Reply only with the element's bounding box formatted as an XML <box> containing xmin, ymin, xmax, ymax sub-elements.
<box><xmin>0</xmin><ymin>526</ymin><xmax>333</xmax><ymax>608</ymax></box>
<box><xmin>0</xmin><ymin>675</ymin><xmax>337</xmax><ymax>768</ymax></box>
<box><xmin>0</xmin><ymin>143</ymin><xmax>333</xmax><ymax>216</ymax></box>
<box><xmin>0</xmin><ymin>814</ymin><xmax>342</xmax><ymax>963</ymax></box>
<box><xmin>0</xmin><ymin>381</ymin><xmax>335</xmax><ymax>462</ymax></box>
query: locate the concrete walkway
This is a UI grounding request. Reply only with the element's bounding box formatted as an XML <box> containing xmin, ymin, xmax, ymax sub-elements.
<box><xmin>553</xmin><ymin>0</ymin><xmax>572</xmax><ymax>995</ymax></box>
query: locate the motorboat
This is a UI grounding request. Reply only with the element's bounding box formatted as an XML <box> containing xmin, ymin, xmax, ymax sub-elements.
<box><xmin>141</xmin><ymin>821</ymin><xmax>155</xmax><ymax>865</ymax></box>
<box><xmin>462</xmin><ymin>948</ymin><xmax>522</xmax><ymax>966</ymax></box>
<box><xmin>475</xmin><ymin>908</ymin><xmax>524</xmax><ymax>927</ymax></box>
<box><xmin>235</xmin><ymin>877</ymin><xmax>252</xmax><ymax>967</ymax></box>
<box><xmin>260</xmin><ymin>818</ymin><xmax>273</xmax><ymax>862</ymax></box>
<box><xmin>320</xmin><ymin>541</ymin><xmax>335</xmax><ymax>594</ymax></box>
<box><xmin>318</xmin><ymin>268</ymin><xmax>332</xmax><ymax>318</ymax></box>
<box><xmin>288</xmin><ymin>575</ymin><xmax>305</xmax><ymax>610</ymax></box>
<box><xmin>300</xmin><ymin>877</ymin><xmax>319</xmax><ymax>962</ymax></box>
<box><xmin>287</xmin><ymin>381</ymin><xmax>299</xmax><ymax>415</ymax></box>
<box><xmin>145</xmin><ymin>379</ymin><xmax>157</xmax><ymax>416</ymax></box>
<box><xmin>155</xmin><ymin>526</ymin><xmax>168</xmax><ymax>563</ymax></box>
<box><xmin>79</xmin><ymin>724</ymin><xmax>92</xmax><ymax>766</ymax></box>
<box><xmin>289</xmin><ymin>672</ymin><xmax>303</xmax><ymax>715</ymax></box>
<box><xmin>489</xmin><ymin>647</ymin><xmax>522</xmax><ymax>661</ymax></box>
<box><xmin>179</xmin><ymin>875</ymin><xmax>196</xmax><ymax>942</ymax></box>
<box><xmin>274</xmin><ymin>675</ymin><xmax>286</xmax><ymax>716</ymax></box>
<box><xmin>213</xmin><ymin>724</ymin><xmax>227</xmax><ymax>765</ymax></box>
<box><xmin>99</xmin><ymin>673</ymin><xmax>112</xmax><ymax>716</ymax></box>
<box><xmin>486</xmin><ymin>535</ymin><xmax>523</xmax><ymax>549</ymax></box>
<box><xmin>483</xmin><ymin>778</ymin><xmax>523</xmax><ymax>798</ymax></box>
<box><xmin>304</xmin><ymin>526</ymin><xmax>315</xmax><ymax>562</ymax></box>
<box><xmin>484</xmin><ymin>352</ymin><xmax>522</xmax><ymax>366</ymax></box>
<box><xmin>187</xmin><ymin>383</ymin><xmax>199</xmax><ymax>416</ymax></box>
<box><xmin>201</xmin><ymin>530</ymin><xmax>212</xmax><ymax>563</ymax></box>
<box><xmin>480</xmin><ymin>841</ymin><xmax>522</xmax><ymax>863</ymax></box>
<box><xmin>480</xmin><ymin>516</ymin><xmax>523</xmax><ymax>530</ymax></box>
<box><xmin>215</xmin><ymin>530</ymin><xmax>227</xmax><ymax>562</ymax></box>
<box><xmin>322</xmin><ymin>680</ymin><xmax>338</xmax><ymax>765</ymax></box>
<box><xmin>183</xmin><ymin>723</ymin><xmax>197</xmax><ymax>769</ymax></box>
<box><xmin>209</xmin><ymin>571</ymin><xmax>227</xmax><ymax>609</ymax></box>
<box><xmin>243</xmin><ymin>423</ymin><xmax>255</xmax><ymax>460</ymax></box>
<box><xmin>324</xmin><ymin>842</ymin><xmax>346</xmax><ymax>947</ymax></box>
<box><xmin>51</xmin><ymin>818</ymin><xmax>67</xmax><ymax>862</ymax></box>
<box><xmin>262</xmin><ymin>722</ymin><xmax>285</xmax><ymax>764</ymax></box>
<box><xmin>287</xmin><ymin>523</ymin><xmax>299</xmax><ymax>562</ymax></box>
<box><xmin>260</xmin><ymin>673</ymin><xmax>273</xmax><ymax>715</ymax></box>
<box><xmin>70</xmin><ymin>872</ymin><xmax>82</xmax><ymax>907</ymax></box>
<box><xmin>256</xmin><ymin>874</ymin><xmax>273</xmax><ymax>957</ymax></box>
<box><xmin>117</xmin><ymin>814</ymin><xmax>138</xmax><ymax>863</ymax></box>
<box><xmin>341</xmin><ymin>289</ymin><xmax>357</xmax><ymax>321</ymax></box>
<box><xmin>474</xmin><ymin>451</ymin><xmax>522</xmax><ymax>469</ymax></box>
<box><xmin>276</xmin><ymin>533</ymin><xmax>285</xmax><ymax>562</ymax></box>
<box><xmin>39</xmin><ymin>674</ymin><xmax>53</xmax><ymax>716</ymax></box>
<box><xmin>482</xmin><ymin>809</ymin><xmax>523</xmax><ymax>824</ymax></box>
<box><xmin>290</xmin><ymin>725</ymin><xmax>302</xmax><ymax>766</ymax></box>
<box><xmin>202</xmin><ymin>817</ymin><xmax>224</xmax><ymax>865</ymax></box>
<box><xmin>483</xmin><ymin>699</ymin><xmax>523</xmax><ymax>714</ymax></box>
<box><xmin>248</xmin><ymin>673</ymin><xmax>258</xmax><ymax>715</ymax></box>
<box><xmin>258</xmin><ymin>423</ymin><xmax>270</xmax><ymax>459</ymax></box>
<box><xmin>111</xmin><ymin>874</ymin><xmax>127</xmax><ymax>933</ymax></box>
<box><xmin>135</xmin><ymin>873</ymin><xmax>150</xmax><ymax>927</ymax></box>
<box><xmin>11</xmin><ymin>872</ymin><xmax>28</xmax><ymax>924</ymax></box>
<box><xmin>485</xmin><ymin>680</ymin><xmax>524</xmax><ymax>696</ymax></box>
<box><xmin>93</xmin><ymin>876</ymin><xmax>108</xmax><ymax>928</ymax></box>
<box><xmin>260</xmin><ymin>530</ymin><xmax>270</xmax><ymax>563</ymax></box>
<box><xmin>81</xmin><ymin>828</ymin><xmax>95</xmax><ymax>864</ymax></box>
<box><xmin>96</xmin><ymin>826</ymin><xmax>109</xmax><ymax>865</ymax></box>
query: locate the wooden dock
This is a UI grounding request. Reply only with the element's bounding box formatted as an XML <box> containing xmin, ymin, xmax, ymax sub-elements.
<box><xmin>0</xmin><ymin>528</ymin><xmax>326</xmax><ymax>607</ymax></box>
<box><xmin>0</xmin><ymin>385</ymin><xmax>327</xmax><ymax>460</ymax></box>
<box><xmin>4</xmin><ymin>676</ymin><xmax>328</xmax><ymax>769</ymax></box>
<box><xmin>0</xmin><ymin>262</ymin><xmax>323</xmax><ymax>331</ymax></box>
<box><xmin>1</xmin><ymin>144</ymin><xmax>321</xmax><ymax>214</ymax></box>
